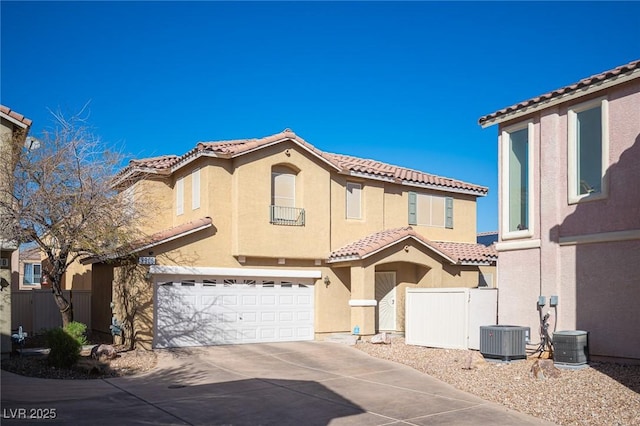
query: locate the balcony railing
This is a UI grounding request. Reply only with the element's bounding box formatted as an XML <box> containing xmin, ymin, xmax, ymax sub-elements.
<box><xmin>270</xmin><ymin>205</ymin><xmax>305</xmax><ymax>226</ymax></box>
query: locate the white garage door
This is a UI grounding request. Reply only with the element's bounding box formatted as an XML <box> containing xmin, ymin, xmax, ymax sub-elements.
<box><xmin>154</xmin><ymin>278</ymin><xmax>315</xmax><ymax>348</ymax></box>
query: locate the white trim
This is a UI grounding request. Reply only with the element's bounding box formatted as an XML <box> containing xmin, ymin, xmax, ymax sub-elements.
<box><xmin>0</xmin><ymin>112</ymin><xmax>30</xmax><ymax>129</ymax></box>
<box><xmin>495</xmin><ymin>239</ymin><xmax>541</xmax><ymax>251</ymax></box>
<box><xmin>349</xmin><ymin>299</ymin><xmax>378</xmax><ymax>307</ymax></box>
<box><xmin>501</xmin><ymin>120</ymin><xmax>535</xmax><ymax>239</ymax></box>
<box><xmin>480</xmin><ymin>69</ymin><xmax>640</xmax><ymax>128</ymax></box>
<box><xmin>348</xmin><ymin>171</ymin><xmax>397</xmax><ymax>183</ymax></box>
<box><xmin>81</xmin><ymin>221</ymin><xmax>213</xmax><ymax>264</ymax></box>
<box><xmin>567</xmin><ymin>97</ymin><xmax>609</xmax><ymax>204</ymax></box>
<box><xmin>149</xmin><ymin>265</ymin><xmax>322</xmax><ymax>279</ymax></box>
<box><xmin>401</xmin><ymin>181</ymin><xmax>486</xmax><ymax>197</ymax></box>
<box><xmin>559</xmin><ymin>229</ymin><xmax>640</xmax><ymax>246</ymax></box>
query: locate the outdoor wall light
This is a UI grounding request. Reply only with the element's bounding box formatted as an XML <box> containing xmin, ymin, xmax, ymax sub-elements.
<box><xmin>323</xmin><ymin>275</ymin><xmax>331</xmax><ymax>286</ymax></box>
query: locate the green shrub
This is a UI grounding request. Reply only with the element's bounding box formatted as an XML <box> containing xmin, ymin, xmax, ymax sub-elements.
<box><xmin>45</xmin><ymin>327</ymin><xmax>81</xmax><ymax>368</ymax></box>
<box><xmin>64</xmin><ymin>321</ymin><xmax>88</xmax><ymax>346</ymax></box>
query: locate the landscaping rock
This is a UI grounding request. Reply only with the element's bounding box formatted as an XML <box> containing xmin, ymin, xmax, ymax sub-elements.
<box><xmin>370</xmin><ymin>332</ymin><xmax>391</xmax><ymax>344</ymax></box>
<box><xmin>91</xmin><ymin>344</ymin><xmax>118</xmax><ymax>360</ymax></box>
<box><xmin>530</xmin><ymin>358</ymin><xmax>561</xmax><ymax>380</ymax></box>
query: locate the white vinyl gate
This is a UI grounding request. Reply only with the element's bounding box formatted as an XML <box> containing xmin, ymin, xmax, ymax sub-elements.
<box><xmin>154</xmin><ymin>278</ymin><xmax>314</xmax><ymax>348</ymax></box>
<box><xmin>405</xmin><ymin>288</ymin><xmax>497</xmax><ymax>350</ymax></box>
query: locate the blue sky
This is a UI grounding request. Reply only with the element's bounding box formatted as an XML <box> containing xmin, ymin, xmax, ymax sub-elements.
<box><xmin>2</xmin><ymin>1</ymin><xmax>639</xmax><ymax>233</ymax></box>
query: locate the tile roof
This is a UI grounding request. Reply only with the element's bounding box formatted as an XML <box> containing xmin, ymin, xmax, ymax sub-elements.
<box><xmin>435</xmin><ymin>241</ymin><xmax>497</xmax><ymax>264</ymax></box>
<box><xmin>124</xmin><ymin>130</ymin><xmax>488</xmax><ymax>196</ymax></box>
<box><xmin>0</xmin><ymin>104</ymin><xmax>33</xmax><ymax>128</ymax></box>
<box><xmin>327</xmin><ymin>227</ymin><xmax>497</xmax><ymax>265</ymax></box>
<box><xmin>136</xmin><ymin>216</ymin><xmax>213</xmax><ymax>250</ymax></box>
<box><xmin>128</xmin><ymin>154</ymin><xmax>179</xmax><ymax>170</ymax></box>
<box><xmin>479</xmin><ymin>59</ymin><xmax>640</xmax><ymax>127</ymax></box>
<box><xmin>81</xmin><ymin>217</ymin><xmax>213</xmax><ymax>264</ymax></box>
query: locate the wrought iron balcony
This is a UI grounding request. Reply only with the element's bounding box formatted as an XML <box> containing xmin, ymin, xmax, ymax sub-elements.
<box><xmin>270</xmin><ymin>205</ymin><xmax>305</xmax><ymax>226</ymax></box>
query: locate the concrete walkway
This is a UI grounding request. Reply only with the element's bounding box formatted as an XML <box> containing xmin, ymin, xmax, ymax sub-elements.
<box><xmin>1</xmin><ymin>341</ymin><xmax>555</xmax><ymax>425</ymax></box>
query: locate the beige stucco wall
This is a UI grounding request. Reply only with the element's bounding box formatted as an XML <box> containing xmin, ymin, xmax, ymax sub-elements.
<box><xmin>233</xmin><ymin>142</ymin><xmax>332</xmax><ymax>259</ymax></box>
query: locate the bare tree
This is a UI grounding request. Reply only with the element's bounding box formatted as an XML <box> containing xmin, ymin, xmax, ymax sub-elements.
<box><xmin>0</xmin><ymin>107</ymin><xmax>146</xmax><ymax>326</ymax></box>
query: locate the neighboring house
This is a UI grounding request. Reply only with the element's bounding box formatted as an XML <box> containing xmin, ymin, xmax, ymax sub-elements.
<box><xmin>14</xmin><ymin>247</ymin><xmax>42</xmax><ymax>290</ymax></box>
<box><xmin>89</xmin><ymin>129</ymin><xmax>496</xmax><ymax>349</ymax></box>
<box><xmin>0</xmin><ymin>105</ymin><xmax>32</xmax><ymax>358</ymax></box>
<box><xmin>477</xmin><ymin>231</ymin><xmax>498</xmax><ymax>247</ymax></box>
<box><xmin>479</xmin><ymin>59</ymin><xmax>640</xmax><ymax>362</ymax></box>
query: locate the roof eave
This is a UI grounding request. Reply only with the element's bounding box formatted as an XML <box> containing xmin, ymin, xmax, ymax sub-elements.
<box><xmin>230</xmin><ymin>137</ymin><xmax>342</xmax><ymax>172</ymax></box>
<box><xmin>480</xmin><ymin>68</ymin><xmax>640</xmax><ymax>128</ymax></box>
<box><xmin>80</xmin><ymin>221</ymin><xmax>213</xmax><ymax>265</ymax></box>
<box><xmin>401</xmin><ymin>181</ymin><xmax>488</xmax><ymax>197</ymax></box>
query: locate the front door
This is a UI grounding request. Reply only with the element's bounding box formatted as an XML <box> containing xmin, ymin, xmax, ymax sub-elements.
<box><xmin>375</xmin><ymin>271</ymin><xmax>396</xmax><ymax>331</ymax></box>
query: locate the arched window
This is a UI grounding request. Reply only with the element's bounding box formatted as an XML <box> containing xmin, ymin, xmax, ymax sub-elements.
<box><xmin>270</xmin><ymin>165</ymin><xmax>304</xmax><ymax>226</ymax></box>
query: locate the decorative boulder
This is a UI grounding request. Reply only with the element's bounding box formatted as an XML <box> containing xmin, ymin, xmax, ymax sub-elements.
<box><xmin>530</xmin><ymin>359</ymin><xmax>561</xmax><ymax>380</ymax></box>
<box><xmin>463</xmin><ymin>351</ymin><xmax>487</xmax><ymax>370</ymax></box>
<box><xmin>370</xmin><ymin>332</ymin><xmax>391</xmax><ymax>344</ymax></box>
<box><xmin>90</xmin><ymin>344</ymin><xmax>118</xmax><ymax>360</ymax></box>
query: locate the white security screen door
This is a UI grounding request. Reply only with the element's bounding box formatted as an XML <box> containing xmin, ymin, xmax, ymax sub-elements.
<box><xmin>375</xmin><ymin>271</ymin><xmax>396</xmax><ymax>331</ymax></box>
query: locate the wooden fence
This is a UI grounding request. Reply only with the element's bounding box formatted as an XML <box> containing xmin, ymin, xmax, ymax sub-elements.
<box><xmin>11</xmin><ymin>289</ymin><xmax>91</xmax><ymax>334</ymax></box>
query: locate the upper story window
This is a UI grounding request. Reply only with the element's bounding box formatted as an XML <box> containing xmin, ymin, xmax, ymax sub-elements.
<box><xmin>272</xmin><ymin>168</ymin><xmax>296</xmax><ymax>208</ymax></box>
<box><xmin>192</xmin><ymin>168</ymin><xmax>201</xmax><ymax>210</ymax></box>
<box><xmin>568</xmin><ymin>98</ymin><xmax>609</xmax><ymax>204</ymax></box>
<box><xmin>408</xmin><ymin>192</ymin><xmax>453</xmax><ymax>228</ymax></box>
<box><xmin>23</xmin><ymin>262</ymin><xmax>41</xmax><ymax>286</ymax></box>
<box><xmin>501</xmin><ymin>121</ymin><xmax>534</xmax><ymax>238</ymax></box>
<box><xmin>271</xmin><ymin>165</ymin><xmax>304</xmax><ymax>226</ymax></box>
<box><xmin>176</xmin><ymin>176</ymin><xmax>184</xmax><ymax>216</ymax></box>
<box><xmin>346</xmin><ymin>182</ymin><xmax>362</xmax><ymax>219</ymax></box>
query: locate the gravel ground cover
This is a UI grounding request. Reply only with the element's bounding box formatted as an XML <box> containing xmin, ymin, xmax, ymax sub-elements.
<box><xmin>355</xmin><ymin>337</ymin><xmax>640</xmax><ymax>426</ymax></box>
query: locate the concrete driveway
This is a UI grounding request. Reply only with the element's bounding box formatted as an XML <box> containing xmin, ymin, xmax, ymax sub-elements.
<box><xmin>1</xmin><ymin>341</ymin><xmax>554</xmax><ymax>425</ymax></box>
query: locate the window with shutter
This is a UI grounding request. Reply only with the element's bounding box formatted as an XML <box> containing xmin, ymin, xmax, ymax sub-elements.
<box><xmin>408</xmin><ymin>192</ymin><xmax>452</xmax><ymax>228</ymax></box>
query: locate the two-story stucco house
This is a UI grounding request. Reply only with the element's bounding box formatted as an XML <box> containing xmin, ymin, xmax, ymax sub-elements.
<box><xmin>0</xmin><ymin>105</ymin><xmax>32</xmax><ymax>358</ymax></box>
<box><xmin>91</xmin><ymin>129</ymin><xmax>496</xmax><ymax>349</ymax></box>
<box><xmin>479</xmin><ymin>59</ymin><xmax>640</xmax><ymax>362</ymax></box>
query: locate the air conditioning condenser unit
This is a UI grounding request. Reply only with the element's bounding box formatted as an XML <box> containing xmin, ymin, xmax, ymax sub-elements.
<box><xmin>553</xmin><ymin>330</ymin><xmax>588</xmax><ymax>365</ymax></box>
<box><xmin>480</xmin><ymin>325</ymin><xmax>530</xmax><ymax>361</ymax></box>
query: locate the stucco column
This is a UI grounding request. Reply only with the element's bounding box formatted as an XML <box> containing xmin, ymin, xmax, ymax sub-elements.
<box><xmin>349</xmin><ymin>264</ymin><xmax>376</xmax><ymax>335</ymax></box>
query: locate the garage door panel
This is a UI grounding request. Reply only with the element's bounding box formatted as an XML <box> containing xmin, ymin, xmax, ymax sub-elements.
<box><xmin>260</xmin><ymin>295</ymin><xmax>276</xmax><ymax>305</ymax></box>
<box><xmin>242</xmin><ymin>295</ymin><xmax>257</xmax><ymax>305</ymax></box>
<box><xmin>260</xmin><ymin>312</ymin><xmax>276</xmax><ymax>322</ymax></box>
<box><xmin>279</xmin><ymin>312</ymin><xmax>294</xmax><ymax>321</ymax></box>
<box><xmin>279</xmin><ymin>295</ymin><xmax>294</xmax><ymax>304</ymax></box>
<box><xmin>222</xmin><ymin>295</ymin><xmax>238</xmax><ymax>305</ymax></box>
<box><xmin>155</xmin><ymin>281</ymin><xmax>314</xmax><ymax>348</ymax></box>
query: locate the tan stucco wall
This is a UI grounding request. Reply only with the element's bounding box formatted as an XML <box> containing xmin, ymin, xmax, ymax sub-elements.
<box><xmin>112</xmin><ymin>263</ymin><xmax>153</xmax><ymax>350</ymax></box>
<box><xmin>233</xmin><ymin>142</ymin><xmax>332</xmax><ymax>259</ymax></box>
